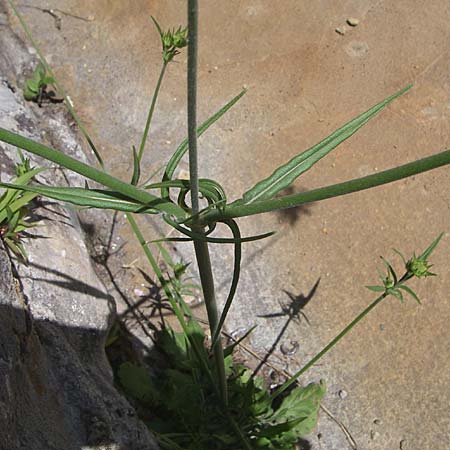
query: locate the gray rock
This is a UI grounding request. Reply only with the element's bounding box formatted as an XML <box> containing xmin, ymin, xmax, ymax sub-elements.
<box><xmin>0</xmin><ymin>4</ymin><xmax>160</xmax><ymax>449</ymax></box>
<box><xmin>0</xmin><ymin>241</ymin><xmax>158</xmax><ymax>450</ymax></box>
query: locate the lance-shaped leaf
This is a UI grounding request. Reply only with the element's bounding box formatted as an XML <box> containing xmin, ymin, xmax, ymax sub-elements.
<box><xmin>0</xmin><ymin>191</ymin><xmax>38</xmax><ymax>224</ymax></box>
<box><xmin>130</xmin><ymin>145</ymin><xmax>140</xmax><ymax>186</ymax></box>
<box><xmin>0</xmin><ymin>167</ymin><xmax>46</xmax><ymax>210</ymax></box>
<box><xmin>199</xmin><ymin>149</ymin><xmax>450</xmax><ymax>223</ymax></box>
<box><xmin>161</xmin><ymin>88</ymin><xmax>246</xmax><ymax>197</ymax></box>
<box><xmin>210</xmin><ymin>219</ymin><xmax>242</xmax><ymax>348</ymax></box>
<box><xmin>0</xmin><ymin>182</ymin><xmax>159</xmax><ymax>214</ymax></box>
<box><xmin>0</xmin><ymin>127</ymin><xmax>186</xmax><ymax>218</ymax></box>
<box><xmin>233</xmin><ymin>85</ymin><xmax>412</xmax><ymax>206</ymax></box>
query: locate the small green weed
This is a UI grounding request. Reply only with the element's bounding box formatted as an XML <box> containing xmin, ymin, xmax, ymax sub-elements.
<box><xmin>0</xmin><ymin>151</ymin><xmax>43</xmax><ymax>261</ymax></box>
<box><xmin>118</xmin><ymin>322</ymin><xmax>325</xmax><ymax>450</ymax></box>
<box><xmin>23</xmin><ymin>61</ymin><xmax>57</xmax><ymax>105</ymax></box>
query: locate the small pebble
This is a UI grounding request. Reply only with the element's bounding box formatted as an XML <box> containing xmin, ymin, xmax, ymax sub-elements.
<box><xmin>230</xmin><ymin>327</ymin><xmax>247</xmax><ymax>340</ymax></box>
<box><xmin>373</xmin><ymin>418</ymin><xmax>381</xmax><ymax>425</ymax></box>
<box><xmin>280</xmin><ymin>340</ymin><xmax>299</xmax><ymax>356</ymax></box>
<box><xmin>370</xmin><ymin>430</ymin><xmax>380</xmax><ymax>440</ymax></box>
<box><xmin>347</xmin><ymin>17</ymin><xmax>360</xmax><ymax>27</ymax></box>
<box><xmin>338</xmin><ymin>389</ymin><xmax>348</xmax><ymax>399</ymax></box>
<box><xmin>335</xmin><ymin>26</ymin><xmax>346</xmax><ymax>35</ymax></box>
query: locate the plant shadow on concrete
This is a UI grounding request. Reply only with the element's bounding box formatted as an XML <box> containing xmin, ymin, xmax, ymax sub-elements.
<box><xmin>1</xmin><ymin>1</ymin><xmax>449</xmax><ymax>449</ymax></box>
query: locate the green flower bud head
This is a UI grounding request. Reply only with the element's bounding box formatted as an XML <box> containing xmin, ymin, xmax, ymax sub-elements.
<box><xmin>151</xmin><ymin>17</ymin><xmax>188</xmax><ymax>63</ymax></box>
<box><xmin>172</xmin><ymin>27</ymin><xmax>188</xmax><ymax>48</ymax></box>
<box><xmin>384</xmin><ymin>275</ymin><xmax>395</xmax><ymax>289</ymax></box>
<box><xmin>407</xmin><ymin>255</ymin><xmax>435</xmax><ymax>278</ymax></box>
<box><xmin>162</xmin><ymin>32</ymin><xmax>173</xmax><ymax>49</ymax></box>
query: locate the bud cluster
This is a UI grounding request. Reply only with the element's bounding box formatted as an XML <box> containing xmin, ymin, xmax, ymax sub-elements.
<box><xmin>406</xmin><ymin>254</ymin><xmax>436</xmax><ymax>278</ymax></box>
<box><xmin>151</xmin><ymin>17</ymin><xmax>188</xmax><ymax>63</ymax></box>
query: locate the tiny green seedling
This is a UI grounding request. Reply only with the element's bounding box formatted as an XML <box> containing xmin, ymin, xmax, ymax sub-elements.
<box><xmin>23</xmin><ymin>61</ymin><xmax>57</xmax><ymax>106</ymax></box>
<box><xmin>0</xmin><ymin>152</ymin><xmax>44</xmax><ymax>261</ymax></box>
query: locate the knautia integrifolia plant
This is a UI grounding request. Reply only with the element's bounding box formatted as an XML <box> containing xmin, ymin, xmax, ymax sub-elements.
<box><xmin>1</xmin><ymin>1</ymin><xmax>449</xmax><ymax>448</ymax></box>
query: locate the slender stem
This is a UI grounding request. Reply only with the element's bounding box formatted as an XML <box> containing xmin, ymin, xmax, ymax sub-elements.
<box><xmin>201</xmin><ymin>149</ymin><xmax>450</xmax><ymax>222</ymax></box>
<box><xmin>193</xmin><ymin>238</ymin><xmax>228</xmax><ymax>400</ymax></box>
<box><xmin>138</xmin><ymin>62</ymin><xmax>168</xmax><ymax>163</ymax></box>
<box><xmin>272</xmin><ymin>290</ymin><xmax>390</xmax><ymax>400</ymax></box>
<box><xmin>187</xmin><ymin>0</ymin><xmax>228</xmax><ymax>404</ymax></box>
<box><xmin>187</xmin><ymin>0</ymin><xmax>200</xmax><ymax>213</ymax></box>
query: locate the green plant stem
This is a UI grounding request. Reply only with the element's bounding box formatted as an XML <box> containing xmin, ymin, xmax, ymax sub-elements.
<box><xmin>201</xmin><ymin>149</ymin><xmax>450</xmax><ymax>222</ymax></box>
<box><xmin>127</xmin><ymin>213</ymin><xmax>223</xmax><ymax>401</ymax></box>
<box><xmin>193</xmin><ymin>238</ymin><xmax>228</xmax><ymax>399</ymax></box>
<box><xmin>187</xmin><ymin>0</ymin><xmax>200</xmax><ymax>213</ymax></box>
<box><xmin>138</xmin><ymin>61</ymin><xmax>168</xmax><ymax>163</ymax></box>
<box><xmin>8</xmin><ymin>0</ymin><xmax>104</xmax><ymax>168</ymax></box>
<box><xmin>187</xmin><ymin>0</ymin><xmax>228</xmax><ymax>405</ymax></box>
<box><xmin>272</xmin><ymin>288</ymin><xmax>393</xmax><ymax>400</ymax></box>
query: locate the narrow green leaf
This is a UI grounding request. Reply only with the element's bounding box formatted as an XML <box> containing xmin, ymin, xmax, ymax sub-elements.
<box><xmin>4</xmin><ymin>237</ymin><xmax>28</xmax><ymax>262</ymax></box>
<box><xmin>381</xmin><ymin>256</ymin><xmax>397</xmax><ymax>285</ymax></box>
<box><xmin>234</xmin><ymin>85</ymin><xmax>412</xmax><ymax>206</ymax></box>
<box><xmin>161</xmin><ymin>88</ymin><xmax>247</xmax><ymax>197</ymax></box>
<box><xmin>223</xmin><ymin>325</ymin><xmax>256</xmax><ymax>358</ymax></box>
<box><xmin>387</xmin><ymin>288</ymin><xmax>404</xmax><ymax>303</ymax></box>
<box><xmin>393</xmin><ymin>248</ymin><xmax>407</xmax><ymax>265</ymax></box>
<box><xmin>150</xmin><ymin>15</ymin><xmax>164</xmax><ymax>43</ymax></box>
<box><xmin>131</xmin><ymin>145</ymin><xmax>140</xmax><ymax>186</ymax></box>
<box><xmin>366</xmin><ymin>285</ymin><xmax>385</xmax><ymax>292</ymax></box>
<box><xmin>393</xmin><ymin>288</ymin><xmax>404</xmax><ymax>303</ymax></box>
<box><xmin>0</xmin><ymin>182</ymin><xmax>159</xmax><ymax>214</ymax></box>
<box><xmin>211</xmin><ymin>219</ymin><xmax>242</xmax><ymax>347</ymax></box>
<box><xmin>0</xmin><ymin>128</ymin><xmax>186</xmax><ymax>218</ymax></box>
<box><xmin>163</xmin><ymin>214</ymin><xmax>274</xmax><ymax>244</ymax></box>
<box><xmin>398</xmin><ymin>284</ymin><xmax>421</xmax><ymax>304</ymax></box>
<box><xmin>0</xmin><ymin>167</ymin><xmax>45</xmax><ymax>211</ymax></box>
<box><xmin>419</xmin><ymin>232</ymin><xmax>444</xmax><ymax>260</ymax></box>
<box><xmin>23</xmin><ymin>88</ymin><xmax>37</xmax><ymax>101</ymax></box>
<box><xmin>200</xmin><ymin>149</ymin><xmax>450</xmax><ymax>222</ymax></box>
<box><xmin>0</xmin><ymin>191</ymin><xmax>38</xmax><ymax>224</ymax></box>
